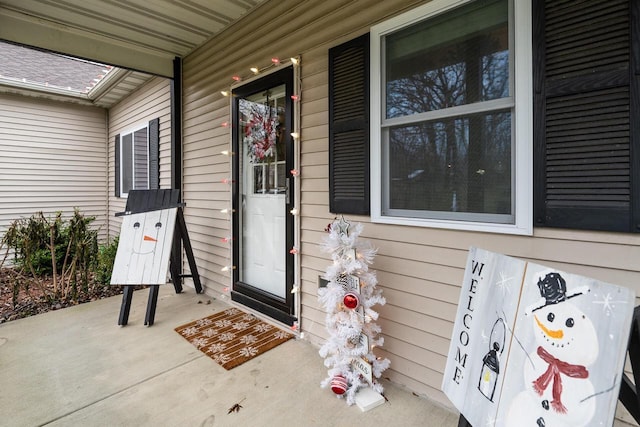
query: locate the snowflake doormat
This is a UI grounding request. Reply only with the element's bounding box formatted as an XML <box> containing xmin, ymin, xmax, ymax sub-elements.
<box><xmin>174</xmin><ymin>308</ymin><xmax>294</xmax><ymax>370</ymax></box>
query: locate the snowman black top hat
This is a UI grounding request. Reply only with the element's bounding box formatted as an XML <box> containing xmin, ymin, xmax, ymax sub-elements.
<box><xmin>531</xmin><ymin>272</ymin><xmax>583</xmax><ymax>312</ymax></box>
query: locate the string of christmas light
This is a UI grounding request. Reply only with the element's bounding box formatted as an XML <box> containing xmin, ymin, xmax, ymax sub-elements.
<box><xmin>290</xmin><ymin>56</ymin><xmax>302</xmax><ymax>334</ymax></box>
<box><xmin>219</xmin><ymin>172</ymin><xmax>234</xmax><ymax>293</ymax></box>
<box><xmin>220</xmin><ymin>198</ymin><xmax>234</xmax><ymax>277</ymax></box>
<box><xmin>216</xmin><ymin>54</ymin><xmax>303</xmax><ymax>331</ymax></box>
<box><xmin>220</xmin><ymin>56</ymin><xmax>300</xmax><ymax>98</ymax></box>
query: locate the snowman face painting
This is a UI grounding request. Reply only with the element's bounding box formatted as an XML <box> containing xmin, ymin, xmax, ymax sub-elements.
<box><xmin>110</xmin><ymin>208</ymin><xmax>177</xmax><ymax>285</ymax></box>
<box><xmin>506</xmin><ymin>273</ymin><xmax>598</xmax><ymax>427</ymax></box>
<box><xmin>131</xmin><ymin>220</ymin><xmax>163</xmax><ymax>255</ymax></box>
<box><xmin>531</xmin><ymin>300</ymin><xmax>598</xmax><ymax>366</ymax></box>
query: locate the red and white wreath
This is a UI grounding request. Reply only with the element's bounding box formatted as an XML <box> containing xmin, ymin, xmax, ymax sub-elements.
<box><xmin>244</xmin><ymin>103</ymin><xmax>279</xmax><ymax>163</ymax></box>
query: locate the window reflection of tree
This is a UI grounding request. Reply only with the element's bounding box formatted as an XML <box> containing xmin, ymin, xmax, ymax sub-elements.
<box><xmin>386</xmin><ymin>30</ymin><xmax>511</xmax><ymax>215</ymax></box>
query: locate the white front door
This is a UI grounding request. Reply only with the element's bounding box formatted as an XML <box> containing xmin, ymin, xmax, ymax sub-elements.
<box><xmin>241</xmin><ymin>86</ymin><xmax>287</xmax><ymax>297</ymax></box>
<box><xmin>231</xmin><ymin>67</ymin><xmax>295</xmax><ymax>325</ymax></box>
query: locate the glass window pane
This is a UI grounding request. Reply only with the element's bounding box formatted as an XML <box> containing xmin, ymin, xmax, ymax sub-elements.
<box><xmin>253</xmin><ymin>165</ymin><xmax>264</xmax><ymax>194</ymax></box>
<box><xmin>385</xmin><ymin>110</ymin><xmax>511</xmax><ymax>216</ymax></box>
<box><xmin>267</xmin><ymin>163</ymin><xmax>275</xmax><ymax>191</ymax></box>
<box><xmin>276</xmin><ymin>161</ymin><xmax>286</xmax><ymax>193</ymax></box>
<box><xmin>385</xmin><ymin>0</ymin><xmax>509</xmax><ymax>119</ymax></box>
<box><xmin>241</xmin><ymin>85</ymin><xmax>287</xmax><ymax>196</ymax></box>
<box><xmin>240</xmin><ymin>85</ymin><xmax>285</xmax><ymax>165</ymax></box>
<box><xmin>121</xmin><ymin>133</ymin><xmax>133</xmax><ymax>195</ymax></box>
<box><xmin>133</xmin><ymin>127</ymin><xmax>148</xmax><ymax>189</ymax></box>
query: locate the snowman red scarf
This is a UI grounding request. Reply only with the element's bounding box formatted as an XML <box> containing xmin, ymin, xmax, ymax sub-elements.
<box><xmin>533</xmin><ymin>346</ymin><xmax>589</xmax><ymax>413</ymax></box>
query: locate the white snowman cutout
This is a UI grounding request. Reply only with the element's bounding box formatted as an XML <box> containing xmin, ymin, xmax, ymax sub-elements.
<box><xmin>505</xmin><ymin>272</ymin><xmax>598</xmax><ymax>427</ymax></box>
<box><xmin>111</xmin><ymin>208</ymin><xmax>177</xmax><ymax>285</ymax></box>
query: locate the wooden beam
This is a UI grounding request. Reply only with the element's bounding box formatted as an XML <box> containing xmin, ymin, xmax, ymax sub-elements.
<box><xmin>0</xmin><ymin>8</ymin><xmax>174</xmax><ymax>77</ymax></box>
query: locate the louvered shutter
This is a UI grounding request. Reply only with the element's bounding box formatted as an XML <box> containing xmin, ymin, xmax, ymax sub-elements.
<box><xmin>533</xmin><ymin>0</ymin><xmax>639</xmax><ymax>232</ymax></box>
<box><xmin>114</xmin><ymin>135</ymin><xmax>120</xmax><ymax>197</ymax></box>
<box><xmin>329</xmin><ymin>33</ymin><xmax>370</xmax><ymax>215</ymax></box>
<box><xmin>148</xmin><ymin>118</ymin><xmax>160</xmax><ymax>190</ymax></box>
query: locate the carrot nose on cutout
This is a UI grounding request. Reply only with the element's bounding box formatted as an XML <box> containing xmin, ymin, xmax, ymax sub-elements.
<box><xmin>143</xmin><ymin>235</ymin><xmax>157</xmax><ymax>242</ymax></box>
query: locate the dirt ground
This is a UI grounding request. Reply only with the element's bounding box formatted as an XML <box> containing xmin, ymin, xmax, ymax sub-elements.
<box><xmin>0</xmin><ymin>267</ymin><xmax>126</xmax><ymax>323</ymax></box>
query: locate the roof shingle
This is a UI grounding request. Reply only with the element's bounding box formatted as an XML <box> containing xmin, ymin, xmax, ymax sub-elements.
<box><xmin>0</xmin><ymin>42</ymin><xmax>110</xmax><ymax>93</ymax></box>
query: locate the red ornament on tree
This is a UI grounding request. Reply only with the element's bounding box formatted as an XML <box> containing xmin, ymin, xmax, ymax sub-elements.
<box><xmin>331</xmin><ymin>375</ymin><xmax>348</xmax><ymax>395</ymax></box>
<box><xmin>343</xmin><ymin>292</ymin><xmax>360</xmax><ymax>310</ymax></box>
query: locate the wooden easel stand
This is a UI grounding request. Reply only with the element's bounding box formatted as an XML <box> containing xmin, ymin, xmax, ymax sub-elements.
<box><xmin>114</xmin><ymin>189</ymin><xmax>202</xmax><ymax>326</ymax></box>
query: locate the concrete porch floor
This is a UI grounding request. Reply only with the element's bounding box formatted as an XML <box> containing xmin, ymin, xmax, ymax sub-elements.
<box><xmin>0</xmin><ymin>285</ymin><xmax>459</xmax><ymax>427</ymax></box>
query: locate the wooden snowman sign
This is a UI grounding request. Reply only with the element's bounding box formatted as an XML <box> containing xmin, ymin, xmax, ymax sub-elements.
<box><xmin>505</xmin><ymin>272</ymin><xmax>598</xmax><ymax>425</ymax></box>
<box><xmin>110</xmin><ymin>208</ymin><xmax>177</xmax><ymax>285</ymax></box>
<box><xmin>443</xmin><ymin>247</ymin><xmax>635</xmax><ymax>427</ymax></box>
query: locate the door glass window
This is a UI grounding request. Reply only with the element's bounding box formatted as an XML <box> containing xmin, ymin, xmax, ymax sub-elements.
<box><xmin>240</xmin><ymin>87</ymin><xmax>287</xmax><ymax>194</ymax></box>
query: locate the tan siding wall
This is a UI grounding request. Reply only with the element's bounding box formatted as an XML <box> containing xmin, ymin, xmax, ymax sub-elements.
<box><xmin>107</xmin><ymin>77</ymin><xmax>172</xmax><ymax>239</ymax></box>
<box><xmin>182</xmin><ymin>1</ymin><xmax>640</xmax><ymax>424</ymax></box>
<box><xmin>0</xmin><ymin>93</ymin><xmax>107</xmax><ymax>244</ymax></box>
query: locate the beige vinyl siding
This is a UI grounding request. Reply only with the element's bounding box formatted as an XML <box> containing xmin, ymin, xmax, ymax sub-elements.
<box><xmin>181</xmin><ymin>1</ymin><xmax>640</xmax><ymax>424</ymax></box>
<box><xmin>0</xmin><ymin>92</ymin><xmax>107</xmax><ymax>245</ymax></box>
<box><xmin>107</xmin><ymin>77</ymin><xmax>171</xmax><ymax>239</ymax></box>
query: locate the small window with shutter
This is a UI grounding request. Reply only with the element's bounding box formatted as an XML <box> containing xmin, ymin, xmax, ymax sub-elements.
<box><xmin>115</xmin><ymin>118</ymin><xmax>160</xmax><ymax>198</ymax></box>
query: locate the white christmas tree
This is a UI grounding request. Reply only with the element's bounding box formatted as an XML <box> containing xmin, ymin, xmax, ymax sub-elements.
<box><xmin>318</xmin><ymin>217</ymin><xmax>390</xmax><ymax>405</ymax></box>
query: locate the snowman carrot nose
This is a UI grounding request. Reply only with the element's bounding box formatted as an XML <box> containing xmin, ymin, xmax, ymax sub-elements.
<box><xmin>534</xmin><ymin>315</ymin><xmax>564</xmax><ymax>339</ymax></box>
<box><xmin>143</xmin><ymin>235</ymin><xmax>157</xmax><ymax>242</ymax></box>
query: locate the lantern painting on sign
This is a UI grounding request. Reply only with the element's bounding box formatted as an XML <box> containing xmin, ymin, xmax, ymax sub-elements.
<box><xmin>478</xmin><ymin>318</ymin><xmax>505</xmax><ymax>402</ymax></box>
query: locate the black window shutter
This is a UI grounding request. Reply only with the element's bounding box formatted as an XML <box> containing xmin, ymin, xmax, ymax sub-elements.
<box><xmin>114</xmin><ymin>134</ymin><xmax>120</xmax><ymax>197</ymax></box>
<box><xmin>534</xmin><ymin>0</ymin><xmax>639</xmax><ymax>232</ymax></box>
<box><xmin>148</xmin><ymin>118</ymin><xmax>160</xmax><ymax>190</ymax></box>
<box><xmin>329</xmin><ymin>33</ymin><xmax>370</xmax><ymax>215</ymax></box>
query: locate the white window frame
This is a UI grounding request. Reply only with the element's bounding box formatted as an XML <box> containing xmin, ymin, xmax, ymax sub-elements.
<box><xmin>370</xmin><ymin>0</ymin><xmax>532</xmax><ymax>235</ymax></box>
<box><xmin>118</xmin><ymin>123</ymin><xmax>150</xmax><ymax>198</ymax></box>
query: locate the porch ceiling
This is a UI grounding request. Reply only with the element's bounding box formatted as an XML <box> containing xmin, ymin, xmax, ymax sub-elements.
<box><xmin>0</xmin><ymin>0</ymin><xmax>266</xmax><ymax>78</ymax></box>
